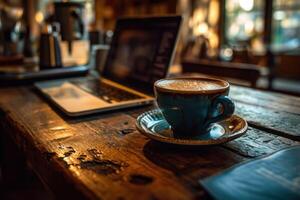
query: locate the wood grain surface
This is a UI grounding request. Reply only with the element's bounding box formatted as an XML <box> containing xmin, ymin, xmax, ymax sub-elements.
<box><xmin>0</xmin><ymin>82</ymin><xmax>300</xmax><ymax>200</ymax></box>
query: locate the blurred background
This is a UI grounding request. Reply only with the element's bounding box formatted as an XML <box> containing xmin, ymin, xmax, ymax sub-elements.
<box><xmin>0</xmin><ymin>0</ymin><xmax>300</xmax><ymax>95</ymax></box>
<box><xmin>1</xmin><ymin>1</ymin><xmax>300</xmax><ymax>199</ymax></box>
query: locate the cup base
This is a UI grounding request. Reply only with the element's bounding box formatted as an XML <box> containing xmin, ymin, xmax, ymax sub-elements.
<box><xmin>171</xmin><ymin>125</ymin><xmax>218</xmax><ymax>139</ymax></box>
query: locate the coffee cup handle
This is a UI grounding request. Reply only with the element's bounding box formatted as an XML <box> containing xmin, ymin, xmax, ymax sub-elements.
<box><xmin>207</xmin><ymin>96</ymin><xmax>235</xmax><ymax>125</ymax></box>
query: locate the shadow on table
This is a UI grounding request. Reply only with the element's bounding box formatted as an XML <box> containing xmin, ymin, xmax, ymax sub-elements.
<box><xmin>143</xmin><ymin>140</ymin><xmax>240</xmax><ymax>178</ymax></box>
<box><xmin>142</xmin><ymin>140</ymin><xmax>235</xmax><ymax>199</ymax></box>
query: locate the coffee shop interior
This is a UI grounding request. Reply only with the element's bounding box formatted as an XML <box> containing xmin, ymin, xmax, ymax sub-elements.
<box><xmin>2</xmin><ymin>0</ymin><xmax>300</xmax><ymax>94</ymax></box>
<box><xmin>1</xmin><ymin>0</ymin><xmax>300</xmax><ymax>200</ymax></box>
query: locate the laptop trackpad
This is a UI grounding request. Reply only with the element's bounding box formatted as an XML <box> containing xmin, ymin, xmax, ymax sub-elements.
<box><xmin>37</xmin><ymin>81</ymin><xmax>110</xmax><ymax>113</ymax></box>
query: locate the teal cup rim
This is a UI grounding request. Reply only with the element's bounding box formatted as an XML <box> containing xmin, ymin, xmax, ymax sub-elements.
<box><xmin>154</xmin><ymin>77</ymin><xmax>230</xmax><ymax>95</ymax></box>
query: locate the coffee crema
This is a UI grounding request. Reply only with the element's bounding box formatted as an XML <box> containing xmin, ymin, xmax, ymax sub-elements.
<box><xmin>156</xmin><ymin>79</ymin><xmax>225</xmax><ymax>91</ymax></box>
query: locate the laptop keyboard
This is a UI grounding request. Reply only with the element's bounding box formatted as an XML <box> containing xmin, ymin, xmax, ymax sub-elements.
<box><xmin>71</xmin><ymin>79</ymin><xmax>143</xmax><ymax>103</ymax></box>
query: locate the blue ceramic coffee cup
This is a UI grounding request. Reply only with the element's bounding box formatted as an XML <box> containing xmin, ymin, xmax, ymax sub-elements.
<box><xmin>154</xmin><ymin>77</ymin><xmax>235</xmax><ymax>138</ymax></box>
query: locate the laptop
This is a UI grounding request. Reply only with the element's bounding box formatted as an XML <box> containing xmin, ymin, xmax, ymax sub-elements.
<box><xmin>35</xmin><ymin>16</ymin><xmax>182</xmax><ymax>116</ymax></box>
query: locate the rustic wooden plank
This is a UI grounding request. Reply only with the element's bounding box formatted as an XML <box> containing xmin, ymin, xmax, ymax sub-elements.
<box><xmin>1</xmin><ymin>93</ymin><xmax>187</xmax><ymax>199</ymax></box>
<box><xmin>126</xmin><ymin>102</ymin><xmax>300</xmax><ymax>141</ymax></box>
<box><xmin>223</xmin><ymin>127</ymin><xmax>300</xmax><ymax>157</ymax></box>
<box><xmin>126</xmin><ymin>87</ymin><xmax>300</xmax><ymax>140</ymax></box>
<box><xmin>230</xmin><ymin>85</ymin><xmax>300</xmax><ymax>114</ymax></box>
<box><xmin>235</xmin><ymin>102</ymin><xmax>300</xmax><ymax>140</ymax></box>
<box><xmin>126</xmin><ymin>108</ymin><xmax>300</xmax><ymax>158</ymax></box>
<box><xmin>0</xmin><ymin>87</ymin><xmax>248</xmax><ymax>200</ymax></box>
<box><xmin>1</xmin><ymin>83</ymin><xmax>300</xmax><ymax>199</ymax></box>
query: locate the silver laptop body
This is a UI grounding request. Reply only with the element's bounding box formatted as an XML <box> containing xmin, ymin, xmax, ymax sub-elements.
<box><xmin>35</xmin><ymin>16</ymin><xmax>182</xmax><ymax>116</ymax></box>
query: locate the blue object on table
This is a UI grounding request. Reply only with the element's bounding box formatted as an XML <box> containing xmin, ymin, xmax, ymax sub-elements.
<box><xmin>200</xmin><ymin>145</ymin><xmax>300</xmax><ymax>200</ymax></box>
<box><xmin>154</xmin><ymin>77</ymin><xmax>235</xmax><ymax>138</ymax></box>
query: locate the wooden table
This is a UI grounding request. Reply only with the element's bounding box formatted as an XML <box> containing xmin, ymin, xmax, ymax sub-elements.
<box><xmin>0</xmin><ymin>82</ymin><xmax>300</xmax><ymax>199</ymax></box>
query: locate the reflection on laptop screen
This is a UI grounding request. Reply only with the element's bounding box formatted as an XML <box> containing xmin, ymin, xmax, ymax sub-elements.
<box><xmin>103</xmin><ymin>16</ymin><xmax>182</xmax><ymax>94</ymax></box>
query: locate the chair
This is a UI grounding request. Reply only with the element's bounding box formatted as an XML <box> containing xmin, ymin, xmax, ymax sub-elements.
<box><xmin>181</xmin><ymin>58</ymin><xmax>262</xmax><ymax>88</ymax></box>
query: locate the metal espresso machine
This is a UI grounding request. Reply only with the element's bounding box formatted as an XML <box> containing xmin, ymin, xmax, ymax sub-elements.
<box><xmin>51</xmin><ymin>1</ymin><xmax>89</xmax><ymax>67</ymax></box>
<box><xmin>0</xmin><ymin>2</ymin><xmax>90</xmax><ymax>84</ymax></box>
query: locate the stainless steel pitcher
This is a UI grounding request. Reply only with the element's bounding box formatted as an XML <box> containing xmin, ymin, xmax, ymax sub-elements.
<box><xmin>39</xmin><ymin>23</ymin><xmax>62</xmax><ymax>69</ymax></box>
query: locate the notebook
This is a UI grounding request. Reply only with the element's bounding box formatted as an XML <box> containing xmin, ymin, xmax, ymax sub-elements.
<box><xmin>200</xmin><ymin>145</ymin><xmax>300</xmax><ymax>200</ymax></box>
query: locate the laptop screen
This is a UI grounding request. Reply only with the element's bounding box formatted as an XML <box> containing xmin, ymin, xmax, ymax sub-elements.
<box><xmin>102</xmin><ymin>16</ymin><xmax>182</xmax><ymax>95</ymax></box>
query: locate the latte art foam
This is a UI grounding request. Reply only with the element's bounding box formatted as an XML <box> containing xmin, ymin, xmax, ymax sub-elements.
<box><xmin>156</xmin><ymin>79</ymin><xmax>225</xmax><ymax>91</ymax></box>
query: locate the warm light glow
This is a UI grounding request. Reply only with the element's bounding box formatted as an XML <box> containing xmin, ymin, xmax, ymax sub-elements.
<box><xmin>9</xmin><ymin>7</ymin><xmax>23</xmax><ymax>19</ymax></box>
<box><xmin>282</xmin><ymin>18</ymin><xmax>298</xmax><ymax>28</ymax></box>
<box><xmin>188</xmin><ymin>18</ymin><xmax>194</xmax><ymax>28</ymax></box>
<box><xmin>245</xmin><ymin>20</ymin><xmax>254</xmax><ymax>35</ymax></box>
<box><xmin>255</xmin><ymin>18</ymin><xmax>264</xmax><ymax>33</ymax></box>
<box><xmin>226</xmin><ymin>0</ymin><xmax>238</xmax><ymax>12</ymax></box>
<box><xmin>274</xmin><ymin>11</ymin><xmax>285</xmax><ymax>21</ymax></box>
<box><xmin>188</xmin><ymin>2</ymin><xmax>221</xmax><ymax>56</ymax></box>
<box><xmin>252</xmin><ymin>38</ymin><xmax>265</xmax><ymax>53</ymax></box>
<box><xmin>239</xmin><ymin>0</ymin><xmax>254</xmax><ymax>11</ymax></box>
<box><xmin>194</xmin><ymin>8</ymin><xmax>206</xmax><ymax>23</ymax></box>
<box><xmin>208</xmin><ymin>0</ymin><xmax>219</xmax><ymax>26</ymax></box>
<box><xmin>191</xmin><ymin>8</ymin><xmax>208</xmax><ymax>36</ymax></box>
<box><xmin>223</xmin><ymin>48</ymin><xmax>233</xmax><ymax>58</ymax></box>
<box><xmin>198</xmin><ymin>23</ymin><xmax>208</xmax><ymax>35</ymax></box>
<box><xmin>35</xmin><ymin>11</ymin><xmax>44</xmax><ymax>24</ymax></box>
<box><xmin>207</xmin><ymin>30</ymin><xmax>219</xmax><ymax>49</ymax></box>
<box><xmin>229</xmin><ymin>24</ymin><xmax>239</xmax><ymax>37</ymax></box>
